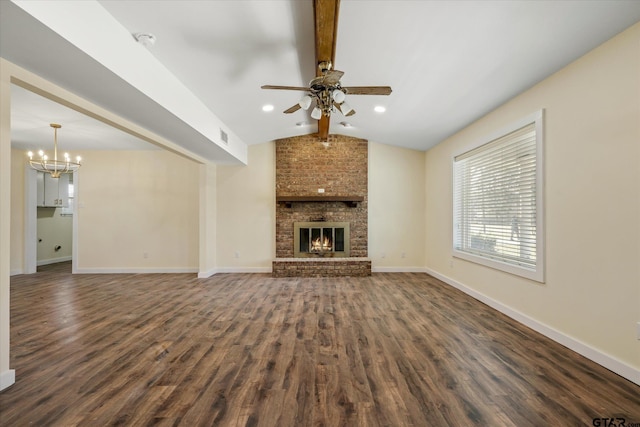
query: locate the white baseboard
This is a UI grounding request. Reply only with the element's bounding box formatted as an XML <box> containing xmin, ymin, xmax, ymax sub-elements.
<box><xmin>68</xmin><ymin>266</ymin><xmax>270</xmax><ymax>277</ymax></box>
<box><xmin>73</xmin><ymin>267</ymin><xmax>198</xmax><ymax>274</ymax></box>
<box><xmin>37</xmin><ymin>256</ymin><xmax>71</xmax><ymax>266</ymax></box>
<box><xmin>198</xmin><ymin>268</ymin><xmax>219</xmax><ymax>278</ymax></box>
<box><xmin>0</xmin><ymin>369</ymin><xmax>15</xmax><ymax>392</ymax></box>
<box><xmin>372</xmin><ymin>266</ymin><xmax>428</xmax><ymax>273</ymax></box>
<box><xmin>425</xmin><ymin>267</ymin><xmax>640</xmax><ymax>386</ymax></box>
<box><xmin>212</xmin><ymin>267</ymin><xmax>272</xmax><ymax>274</ymax></box>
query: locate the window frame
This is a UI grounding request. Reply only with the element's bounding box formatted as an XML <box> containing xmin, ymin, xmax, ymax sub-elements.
<box><xmin>452</xmin><ymin>110</ymin><xmax>545</xmax><ymax>282</ymax></box>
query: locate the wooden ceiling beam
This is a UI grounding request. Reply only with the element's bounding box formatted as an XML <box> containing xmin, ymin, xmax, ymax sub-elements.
<box><xmin>313</xmin><ymin>0</ymin><xmax>340</xmax><ymax>140</ymax></box>
<box><xmin>314</xmin><ymin>0</ymin><xmax>340</xmax><ymax>71</ymax></box>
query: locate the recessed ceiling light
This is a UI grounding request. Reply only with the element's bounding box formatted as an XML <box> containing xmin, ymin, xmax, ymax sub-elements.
<box><xmin>262</xmin><ymin>104</ymin><xmax>274</xmax><ymax>112</ymax></box>
<box><xmin>296</xmin><ymin>121</ymin><xmax>309</xmax><ymax>127</ymax></box>
<box><xmin>340</xmin><ymin>121</ymin><xmax>352</xmax><ymax>128</ymax></box>
<box><xmin>374</xmin><ymin>106</ymin><xmax>386</xmax><ymax>113</ymax></box>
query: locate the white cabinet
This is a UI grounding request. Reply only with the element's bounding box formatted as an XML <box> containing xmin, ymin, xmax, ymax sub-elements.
<box><xmin>36</xmin><ymin>172</ymin><xmax>69</xmax><ymax>207</ymax></box>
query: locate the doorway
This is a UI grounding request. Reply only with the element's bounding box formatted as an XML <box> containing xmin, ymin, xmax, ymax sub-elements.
<box><xmin>24</xmin><ymin>168</ymin><xmax>77</xmax><ymax>274</ymax></box>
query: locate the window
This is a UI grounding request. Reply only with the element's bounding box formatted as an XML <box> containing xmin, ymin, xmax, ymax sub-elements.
<box><xmin>453</xmin><ymin>111</ymin><xmax>544</xmax><ymax>282</ymax></box>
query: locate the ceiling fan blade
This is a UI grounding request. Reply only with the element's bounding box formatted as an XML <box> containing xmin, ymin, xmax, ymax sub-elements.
<box><xmin>284</xmin><ymin>104</ymin><xmax>302</xmax><ymax>114</ymax></box>
<box><xmin>261</xmin><ymin>85</ymin><xmax>310</xmax><ymax>91</ymax></box>
<box><xmin>345</xmin><ymin>108</ymin><xmax>356</xmax><ymax>117</ymax></box>
<box><xmin>343</xmin><ymin>86</ymin><xmax>392</xmax><ymax>95</ymax></box>
<box><xmin>322</xmin><ymin>69</ymin><xmax>344</xmax><ymax>85</ymax></box>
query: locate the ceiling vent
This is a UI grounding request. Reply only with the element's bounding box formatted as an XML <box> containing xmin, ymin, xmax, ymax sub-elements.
<box><xmin>220</xmin><ymin>129</ymin><xmax>228</xmax><ymax>145</ymax></box>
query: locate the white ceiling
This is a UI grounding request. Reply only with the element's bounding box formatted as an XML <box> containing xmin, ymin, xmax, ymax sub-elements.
<box><xmin>10</xmin><ymin>84</ymin><xmax>159</xmax><ymax>152</ymax></box>
<box><xmin>2</xmin><ymin>1</ymin><xmax>640</xmax><ymax>161</ymax></box>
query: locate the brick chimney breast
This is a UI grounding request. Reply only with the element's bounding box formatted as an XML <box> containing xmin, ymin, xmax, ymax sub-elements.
<box><xmin>275</xmin><ymin>134</ymin><xmax>368</xmax><ymax>259</ymax></box>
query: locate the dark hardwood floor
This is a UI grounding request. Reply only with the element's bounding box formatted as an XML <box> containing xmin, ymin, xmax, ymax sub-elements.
<box><xmin>1</xmin><ymin>262</ymin><xmax>638</xmax><ymax>426</ymax></box>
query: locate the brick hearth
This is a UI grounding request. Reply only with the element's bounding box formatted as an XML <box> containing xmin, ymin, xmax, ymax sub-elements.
<box><xmin>272</xmin><ymin>258</ymin><xmax>372</xmax><ymax>277</ymax></box>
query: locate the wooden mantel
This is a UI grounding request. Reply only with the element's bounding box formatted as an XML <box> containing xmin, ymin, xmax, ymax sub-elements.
<box><xmin>276</xmin><ymin>196</ymin><xmax>364</xmax><ymax>208</ymax></box>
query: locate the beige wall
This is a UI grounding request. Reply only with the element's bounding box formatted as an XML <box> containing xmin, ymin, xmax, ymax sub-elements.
<box><xmin>76</xmin><ymin>150</ymin><xmax>200</xmax><ymax>272</ymax></box>
<box><xmin>216</xmin><ymin>142</ymin><xmax>275</xmax><ymax>271</ymax></box>
<box><xmin>369</xmin><ymin>142</ymin><xmax>426</xmax><ymax>270</ymax></box>
<box><xmin>10</xmin><ymin>149</ymin><xmax>25</xmax><ymax>275</ymax></box>
<box><xmin>198</xmin><ymin>162</ymin><xmax>218</xmax><ymax>277</ymax></box>
<box><xmin>424</xmin><ymin>23</ymin><xmax>640</xmax><ymax>375</ymax></box>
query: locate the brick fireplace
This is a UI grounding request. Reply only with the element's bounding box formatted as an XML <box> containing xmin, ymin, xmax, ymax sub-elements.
<box><xmin>273</xmin><ymin>133</ymin><xmax>371</xmax><ymax>277</ymax></box>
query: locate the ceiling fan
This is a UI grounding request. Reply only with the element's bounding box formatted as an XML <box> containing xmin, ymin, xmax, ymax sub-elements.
<box><xmin>261</xmin><ymin>0</ymin><xmax>391</xmax><ymax>139</ymax></box>
<box><xmin>262</xmin><ymin>61</ymin><xmax>391</xmax><ymax>118</ymax></box>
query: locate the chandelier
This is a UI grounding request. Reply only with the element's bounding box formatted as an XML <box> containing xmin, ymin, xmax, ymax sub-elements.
<box><xmin>27</xmin><ymin>123</ymin><xmax>81</xmax><ymax>178</ymax></box>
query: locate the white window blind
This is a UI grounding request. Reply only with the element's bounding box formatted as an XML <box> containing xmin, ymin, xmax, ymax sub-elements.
<box><xmin>453</xmin><ymin>112</ymin><xmax>543</xmax><ymax>282</ymax></box>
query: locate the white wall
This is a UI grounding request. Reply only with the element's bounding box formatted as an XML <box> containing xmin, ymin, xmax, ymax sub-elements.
<box><xmin>424</xmin><ymin>22</ymin><xmax>640</xmax><ymax>381</ymax></box>
<box><xmin>369</xmin><ymin>142</ymin><xmax>426</xmax><ymax>271</ymax></box>
<box><xmin>216</xmin><ymin>142</ymin><xmax>275</xmax><ymax>272</ymax></box>
<box><xmin>76</xmin><ymin>150</ymin><xmax>200</xmax><ymax>272</ymax></box>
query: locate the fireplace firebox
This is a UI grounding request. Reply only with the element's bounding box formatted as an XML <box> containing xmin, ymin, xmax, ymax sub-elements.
<box><xmin>294</xmin><ymin>222</ymin><xmax>350</xmax><ymax>258</ymax></box>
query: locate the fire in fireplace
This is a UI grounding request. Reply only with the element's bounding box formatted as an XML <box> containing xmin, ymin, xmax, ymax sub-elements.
<box><xmin>294</xmin><ymin>221</ymin><xmax>350</xmax><ymax>257</ymax></box>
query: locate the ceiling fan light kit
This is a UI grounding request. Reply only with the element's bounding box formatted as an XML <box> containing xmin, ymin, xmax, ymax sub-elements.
<box><xmin>340</xmin><ymin>101</ymin><xmax>353</xmax><ymax>116</ymax></box>
<box><xmin>298</xmin><ymin>95</ymin><xmax>313</xmax><ymax>110</ymax></box>
<box><xmin>332</xmin><ymin>89</ymin><xmax>346</xmax><ymax>103</ymax></box>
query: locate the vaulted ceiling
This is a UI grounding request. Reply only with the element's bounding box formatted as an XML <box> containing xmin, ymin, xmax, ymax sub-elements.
<box><xmin>2</xmin><ymin>1</ymin><xmax>640</xmax><ymax>164</ymax></box>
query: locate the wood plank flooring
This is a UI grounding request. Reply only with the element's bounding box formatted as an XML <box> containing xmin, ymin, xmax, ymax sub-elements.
<box><xmin>1</xmin><ymin>262</ymin><xmax>639</xmax><ymax>426</ymax></box>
